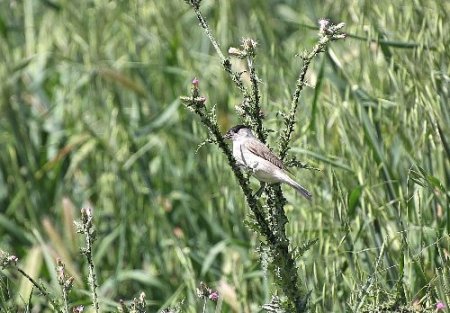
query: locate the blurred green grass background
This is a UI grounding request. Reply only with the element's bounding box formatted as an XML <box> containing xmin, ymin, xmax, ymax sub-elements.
<box><xmin>0</xmin><ymin>0</ymin><xmax>449</xmax><ymax>312</ymax></box>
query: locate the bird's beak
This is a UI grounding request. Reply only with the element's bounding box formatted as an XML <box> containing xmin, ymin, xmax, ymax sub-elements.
<box><xmin>223</xmin><ymin>132</ymin><xmax>232</xmax><ymax>140</ymax></box>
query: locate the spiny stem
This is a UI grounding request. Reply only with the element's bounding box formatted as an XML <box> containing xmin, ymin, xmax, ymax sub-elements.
<box><xmin>62</xmin><ymin>288</ymin><xmax>69</xmax><ymax>313</ymax></box>
<box><xmin>279</xmin><ymin>20</ymin><xmax>345</xmax><ymax>160</ymax></box>
<box><xmin>79</xmin><ymin>207</ymin><xmax>100</xmax><ymax>313</ymax></box>
<box><xmin>279</xmin><ymin>40</ymin><xmax>328</xmax><ymax>159</ymax></box>
<box><xmin>189</xmin><ymin>3</ymin><xmax>268</xmax><ymax>143</ymax></box>
<box><xmin>56</xmin><ymin>259</ymin><xmax>73</xmax><ymax>313</ymax></box>
<box><xmin>267</xmin><ymin>184</ymin><xmax>307</xmax><ymax>312</ymax></box>
<box><xmin>190</xmin><ymin>5</ymin><xmax>247</xmax><ymax>93</ymax></box>
<box><xmin>85</xmin><ymin>231</ymin><xmax>99</xmax><ymax>312</ymax></box>
<box><xmin>191</xmin><ymin>7</ymin><xmax>225</xmax><ymax>61</ymax></box>
<box><xmin>246</xmin><ymin>54</ymin><xmax>266</xmax><ymax>142</ymax></box>
<box><xmin>15</xmin><ymin>267</ymin><xmax>61</xmax><ymax>311</ymax></box>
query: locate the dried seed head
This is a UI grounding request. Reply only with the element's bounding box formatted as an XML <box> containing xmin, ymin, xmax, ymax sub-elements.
<box><xmin>81</xmin><ymin>207</ymin><xmax>93</xmax><ymax>224</ymax></box>
<box><xmin>241</xmin><ymin>38</ymin><xmax>258</xmax><ymax>56</ymax></box>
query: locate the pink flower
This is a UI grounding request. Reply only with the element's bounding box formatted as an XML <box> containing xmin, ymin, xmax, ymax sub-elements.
<box><xmin>7</xmin><ymin>255</ymin><xmax>18</xmax><ymax>264</ymax></box>
<box><xmin>318</xmin><ymin>19</ymin><xmax>329</xmax><ymax>29</ymax></box>
<box><xmin>436</xmin><ymin>301</ymin><xmax>445</xmax><ymax>310</ymax></box>
<box><xmin>208</xmin><ymin>291</ymin><xmax>219</xmax><ymax>301</ymax></box>
<box><xmin>73</xmin><ymin>305</ymin><xmax>84</xmax><ymax>313</ymax></box>
<box><xmin>192</xmin><ymin>78</ymin><xmax>199</xmax><ymax>87</ymax></box>
<box><xmin>318</xmin><ymin>19</ymin><xmax>330</xmax><ymax>34</ymax></box>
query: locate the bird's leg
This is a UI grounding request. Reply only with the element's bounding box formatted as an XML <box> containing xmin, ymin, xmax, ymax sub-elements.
<box><xmin>254</xmin><ymin>182</ymin><xmax>266</xmax><ymax>198</ymax></box>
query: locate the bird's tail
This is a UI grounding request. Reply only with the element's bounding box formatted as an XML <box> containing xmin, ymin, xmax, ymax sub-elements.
<box><xmin>286</xmin><ymin>178</ymin><xmax>312</xmax><ymax>200</ymax></box>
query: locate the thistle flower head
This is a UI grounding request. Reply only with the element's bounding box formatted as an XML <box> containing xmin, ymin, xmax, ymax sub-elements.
<box><xmin>241</xmin><ymin>38</ymin><xmax>258</xmax><ymax>57</ymax></box>
<box><xmin>0</xmin><ymin>250</ymin><xmax>18</xmax><ymax>269</ymax></box>
<box><xmin>81</xmin><ymin>207</ymin><xmax>93</xmax><ymax>224</ymax></box>
<box><xmin>196</xmin><ymin>282</ymin><xmax>218</xmax><ymax>301</ymax></box>
<box><xmin>319</xmin><ymin>19</ymin><xmax>330</xmax><ymax>32</ymax></box>
<box><xmin>73</xmin><ymin>305</ymin><xmax>84</xmax><ymax>313</ymax></box>
<box><xmin>318</xmin><ymin>19</ymin><xmax>346</xmax><ymax>40</ymax></box>
<box><xmin>191</xmin><ymin>77</ymin><xmax>200</xmax><ymax>98</ymax></box>
<box><xmin>436</xmin><ymin>301</ymin><xmax>446</xmax><ymax>311</ymax></box>
<box><xmin>208</xmin><ymin>291</ymin><xmax>219</xmax><ymax>301</ymax></box>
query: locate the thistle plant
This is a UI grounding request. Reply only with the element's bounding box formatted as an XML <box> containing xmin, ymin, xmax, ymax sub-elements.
<box><xmin>0</xmin><ymin>250</ymin><xmax>61</xmax><ymax>311</ymax></box>
<box><xmin>1</xmin><ymin>208</ymin><xmax>148</xmax><ymax>313</ymax></box>
<box><xmin>196</xmin><ymin>282</ymin><xmax>219</xmax><ymax>313</ymax></box>
<box><xmin>75</xmin><ymin>207</ymin><xmax>100</xmax><ymax>313</ymax></box>
<box><xmin>56</xmin><ymin>258</ymin><xmax>75</xmax><ymax>313</ymax></box>
<box><xmin>181</xmin><ymin>1</ymin><xmax>345</xmax><ymax>312</ymax></box>
<box><xmin>118</xmin><ymin>292</ymin><xmax>147</xmax><ymax>313</ymax></box>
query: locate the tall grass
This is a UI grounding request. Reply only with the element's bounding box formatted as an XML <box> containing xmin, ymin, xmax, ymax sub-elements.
<box><xmin>0</xmin><ymin>0</ymin><xmax>449</xmax><ymax>312</ymax></box>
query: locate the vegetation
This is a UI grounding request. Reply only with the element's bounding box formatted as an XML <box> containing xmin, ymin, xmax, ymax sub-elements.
<box><xmin>0</xmin><ymin>0</ymin><xmax>449</xmax><ymax>312</ymax></box>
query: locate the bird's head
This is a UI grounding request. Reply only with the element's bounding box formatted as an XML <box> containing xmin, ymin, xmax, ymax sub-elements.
<box><xmin>224</xmin><ymin>124</ymin><xmax>253</xmax><ymax>140</ymax></box>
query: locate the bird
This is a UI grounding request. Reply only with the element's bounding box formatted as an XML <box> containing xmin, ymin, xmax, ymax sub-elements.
<box><xmin>224</xmin><ymin>125</ymin><xmax>312</xmax><ymax>200</ymax></box>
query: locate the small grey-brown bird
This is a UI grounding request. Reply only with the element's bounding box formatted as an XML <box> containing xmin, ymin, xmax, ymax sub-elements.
<box><xmin>224</xmin><ymin>125</ymin><xmax>312</xmax><ymax>200</ymax></box>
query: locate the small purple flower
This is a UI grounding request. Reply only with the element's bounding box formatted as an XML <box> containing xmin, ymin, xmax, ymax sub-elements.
<box><xmin>7</xmin><ymin>255</ymin><xmax>18</xmax><ymax>264</ymax></box>
<box><xmin>436</xmin><ymin>301</ymin><xmax>446</xmax><ymax>311</ymax></box>
<box><xmin>208</xmin><ymin>291</ymin><xmax>219</xmax><ymax>302</ymax></box>
<box><xmin>319</xmin><ymin>19</ymin><xmax>329</xmax><ymax>28</ymax></box>
<box><xmin>0</xmin><ymin>251</ymin><xmax>19</xmax><ymax>269</ymax></box>
<box><xmin>318</xmin><ymin>19</ymin><xmax>330</xmax><ymax>33</ymax></box>
<box><xmin>73</xmin><ymin>305</ymin><xmax>84</xmax><ymax>313</ymax></box>
<box><xmin>191</xmin><ymin>78</ymin><xmax>200</xmax><ymax>98</ymax></box>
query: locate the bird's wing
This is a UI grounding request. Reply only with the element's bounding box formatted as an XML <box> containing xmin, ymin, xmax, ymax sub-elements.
<box><xmin>244</xmin><ymin>139</ymin><xmax>285</xmax><ymax>170</ymax></box>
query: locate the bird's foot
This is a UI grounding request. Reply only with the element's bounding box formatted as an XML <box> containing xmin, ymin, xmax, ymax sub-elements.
<box><xmin>253</xmin><ymin>183</ymin><xmax>266</xmax><ymax>198</ymax></box>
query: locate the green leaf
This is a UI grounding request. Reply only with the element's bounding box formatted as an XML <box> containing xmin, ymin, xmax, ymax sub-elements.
<box><xmin>348</xmin><ymin>186</ymin><xmax>363</xmax><ymax>220</ymax></box>
<box><xmin>200</xmin><ymin>240</ymin><xmax>228</xmax><ymax>277</ymax></box>
<box><xmin>426</xmin><ymin>175</ymin><xmax>444</xmax><ymax>192</ymax></box>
